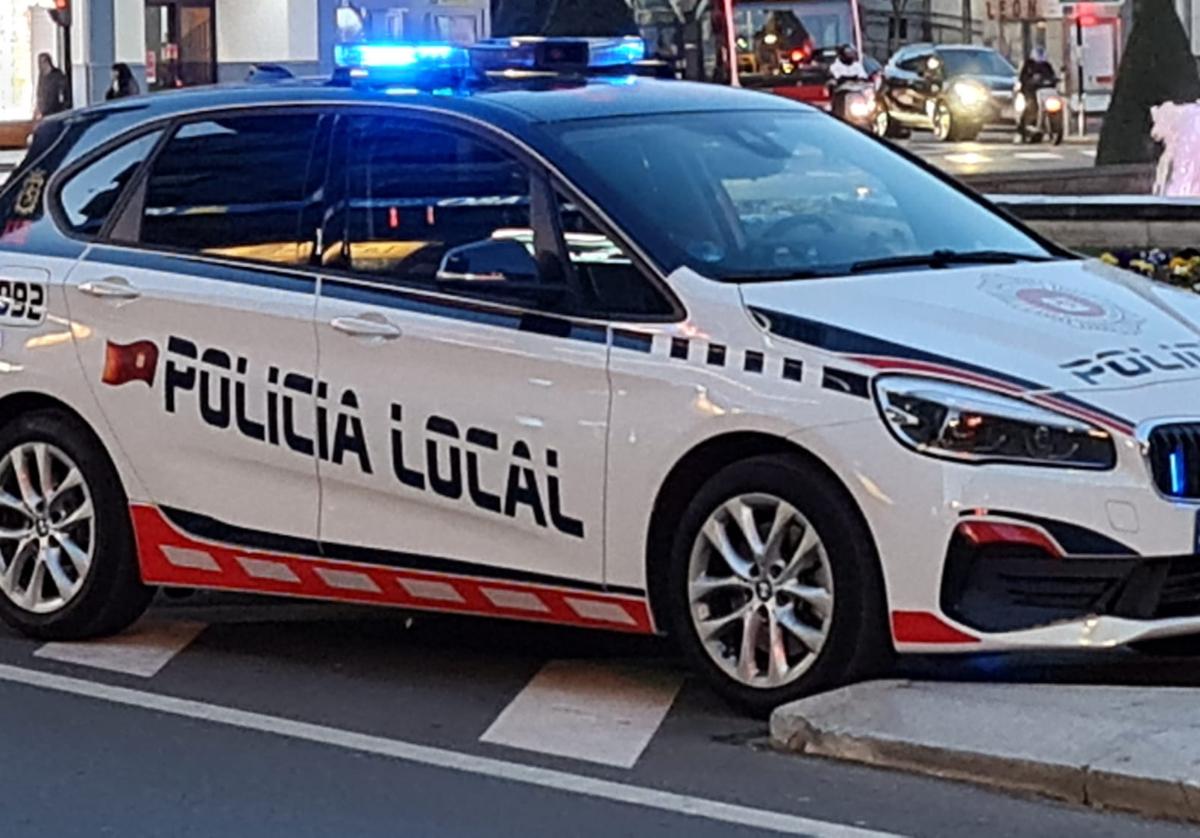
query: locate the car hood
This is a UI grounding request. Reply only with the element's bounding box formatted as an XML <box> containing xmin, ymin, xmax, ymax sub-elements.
<box><xmin>953</xmin><ymin>73</ymin><xmax>1014</xmax><ymax>93</ymax></box>
<box><xmin>741</xmin><ymin>260</ymin><xmax>1200</xmax><ymax>429</ymax></box>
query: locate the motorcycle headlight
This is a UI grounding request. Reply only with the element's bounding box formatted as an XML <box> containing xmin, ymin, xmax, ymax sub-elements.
<box><xmin>848</xmin><ymin>94</ymin><xmax>874</xmax><ymax>119</ymax></box>
<box><xmin>950</xmin><ymin>80</ymin><xmax>989</xmax><ymax>108</ymax></box>
<box><xmin>874</xmin><ymin>376</ymin><xmax>1115</xmax><ymax>469</ymax></box>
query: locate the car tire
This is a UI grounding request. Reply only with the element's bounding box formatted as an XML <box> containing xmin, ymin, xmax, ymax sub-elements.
<box><xmin>0</xmin><ymin>409</ymin><xmax>152</xmax><ymax>641</ymax></box>
<box><xmin>874</xmin><ymin>107</ymin><xmax>908</xmax><ymax>139</ymax></box>
<box><xmin>665</xmin><ymin>454</ymin><xmax>890</xmax><ymax>717</ymax></box>
<box><xmin>933</xmin><ymin>104</ymin><xmax>955</xmax><ymax>142</ymax></box>
<box><xmin>959</xmin><ymin>122</ymin><xmax>983</xmax><ymax>142</ymax></box>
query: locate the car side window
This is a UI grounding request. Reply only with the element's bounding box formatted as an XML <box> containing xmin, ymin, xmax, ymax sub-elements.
<box><xmin>326</xmin><ymin>115</ymin><xmax>544</xmax><ymax>301</ymax></box>
<box><xmin>898</xmin><ymin>52</ymin><xmax>929</xmax><ymax>73</ymax></box>
<box><xmin>556</xmin><ymin>193</ymin><xmax>674</xmax><ymax>319</ymax></box>
<box><xmin>126</xmin><ymin>113</ymin><xmax>322</xmax><ymax>266</ymax></box>
<box><xmin>56</xmin><ymin>130</ymin><xmax>162</xmax><ymax>238</ymax></box>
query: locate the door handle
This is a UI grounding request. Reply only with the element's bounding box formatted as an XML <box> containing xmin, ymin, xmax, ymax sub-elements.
<box><xmin>79</xmin><ymin>277</ymin><xmax>141</xmax><ymax>301</ymax></box>
<box><xmin>330</xmin><ymin>315</ymin><xmax>402</xmax><ymax>340</ymax></box>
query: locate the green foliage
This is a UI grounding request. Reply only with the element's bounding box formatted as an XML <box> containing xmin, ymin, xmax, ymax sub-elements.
<box><xmin>1096</xmin><ymin>0</ymin><xmax>1200</xmax><ymax>165</ymax></box>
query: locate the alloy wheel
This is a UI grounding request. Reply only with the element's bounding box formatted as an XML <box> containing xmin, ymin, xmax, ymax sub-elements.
<box><xmin>687</xmin><ymin>493</ymin><xmax>834</xmax><ymax>690</ymax></box>
<box><xmin>874</xmin><ymin>109</ymin><xmax>890</xmax><ymax>137</ymax></box>
<box><xmin>933</xmin><ymin>106</ymin><xmax>953</xmax><ymax>141</ymax></box>
<box><xmin>0</xmin><ymin>442</ymin><xmax>95</xmax><ymax>614</ymax></box>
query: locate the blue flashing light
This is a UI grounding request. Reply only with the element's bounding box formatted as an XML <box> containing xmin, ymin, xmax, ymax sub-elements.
<box><xmin>1170</xmin><ymin>447</ymin><xmax>1186</xmax><ymax>495</ymax></box>
<box><xmin>586</xmin><ymin>36</ymin><xmax>648</xmax><ymax>68</ymax></box>
<box><xmin>334</xmin><ymin>42</ymin><xmax>467</xmax><ymax>70</ymax></box>
<box><xmin>470</xmin><ymin>36</ymin><xmax>648</xmax><ymax>75</ymax></box>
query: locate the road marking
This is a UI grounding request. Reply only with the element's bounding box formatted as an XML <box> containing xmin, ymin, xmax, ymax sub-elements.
<box><xmin>34</xmin><ymin>619</ymin><xmax>206</xmax><ymax>677</ymax></box>
<box><xmin>1013</xmin><ymin>151</ymin><xmax>1064</xmax><ymax>161</ymax></box>
<box><xmin>481</xmin><ymin>660</ymin><xmax>683</xmax><ymax>768</ymax></box>
<box><xmin>0</xmin><ymin>662</ymin><xmax>899</xmax><ymax>838</ymax></box>
<box><xmin>1079</xmin><ymin>148</ymin><xmax>1097</xmax><ymax>158</ymax></box>
<box><xmin>943</xmin><ymin>152</ymin><xmax>992</xmax><ymax>165</ymax></box>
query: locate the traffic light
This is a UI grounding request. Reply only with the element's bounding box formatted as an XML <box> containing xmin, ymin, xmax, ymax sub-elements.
<box><xmin>49</xmin><ymin>0</ymin><xmax>70</xmax><ymax>28</ymax></box>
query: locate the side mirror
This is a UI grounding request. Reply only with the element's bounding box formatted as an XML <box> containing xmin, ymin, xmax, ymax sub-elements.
<box><xmin>437</xmin><ymin>239</ymin><xmax>569</xmax><ymax>307</ymax></box>
<box><xmin>437</xmin><ymin>239</ymin><xmax>539</xmax><ymax>284</ymax></box>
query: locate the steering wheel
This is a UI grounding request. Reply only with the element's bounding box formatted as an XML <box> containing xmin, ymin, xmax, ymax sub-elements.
<box><xmin>760</xmin><ymin>213</ymin><xmax>836</xmax><ymax>241</ymax></box>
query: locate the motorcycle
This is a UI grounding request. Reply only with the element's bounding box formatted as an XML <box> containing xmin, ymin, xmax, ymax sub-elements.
<box><xmin>1015</xmin><ymin>78</ymin><xmax>1065</xmax><ymax>145</ymax></box>
<box><xmin>829</xmin><ymin>77</ymin><xmax>878</xmax><ymax>131</ymax></box>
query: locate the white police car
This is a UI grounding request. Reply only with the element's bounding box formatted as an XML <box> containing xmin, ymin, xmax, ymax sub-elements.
<box><xmin>1</xmin><ymin>37</ymin><xmax>1199</xmax><ymax>713</ymax></box>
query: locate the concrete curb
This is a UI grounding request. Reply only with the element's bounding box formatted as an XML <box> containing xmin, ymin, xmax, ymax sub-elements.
<box><xmin>769</xmin><ymin>680</ymin><xmax>1200</xmax><ymax>824</ymax></box>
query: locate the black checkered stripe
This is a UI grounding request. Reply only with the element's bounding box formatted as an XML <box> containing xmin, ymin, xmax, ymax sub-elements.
<box><xmin>610</xmin><ymin>328</ymin><xmax>870</xmax><ymax>397</ymax></box>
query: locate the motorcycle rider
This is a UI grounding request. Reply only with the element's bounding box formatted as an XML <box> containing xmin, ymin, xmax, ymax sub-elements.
<box><xmin>829</xmin><ymin>44</ymin><xmax>869</xmax><ymax>120</ymax></box>
<box><xmin>1018</xmin><ymin>47</ymin><xmax>1057</xmax><ymax>137</ymax></box>
<box><xmin>830</xmin><ymin>44</ymin><xmax>867</xmax><ymax>83</ymax></box>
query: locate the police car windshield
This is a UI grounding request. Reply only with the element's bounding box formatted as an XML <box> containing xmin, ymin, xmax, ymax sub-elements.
<box><xmin>549</xmin><ymin>111</ymin><xmax>1054</xmax><ymax>281</ymax></box>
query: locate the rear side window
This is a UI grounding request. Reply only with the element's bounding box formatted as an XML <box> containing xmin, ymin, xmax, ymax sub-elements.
<box><xmin>327</xmin><ymin>115</ymin><xmax>533</xmax><ymax>286</ymax></box>
<box><xmin>57</xmin><ymin>131</ymin><xmax>162</xmax><ymax>238</ymax></box>
<box><xmin>132</xmin><ymin>114</ymin><xmax>321</xmax><ymax>266</ymax></box>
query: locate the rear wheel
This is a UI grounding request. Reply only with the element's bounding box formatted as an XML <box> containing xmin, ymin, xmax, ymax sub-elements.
<box><xmin>0</xmin><ymin>410</ymin><xmax>151</xmax><ymax>640</ymax></box>
<box><xmin>665</xmin><ymin>455</ymin><xmax>889</xmax><ymax>716</ymax></box>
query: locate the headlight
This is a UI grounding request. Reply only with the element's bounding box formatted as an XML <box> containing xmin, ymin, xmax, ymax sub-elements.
<box><xmin>874</xmin><ymin>376</ymin><xmax>1115</xmax><ymax>469</ymax></box>
<box><xmin>1014</xmin><ymin>91</ymin><xmax>1027</xmax><ymax>114</ymax></box>
<box><xmin>848</xmin><ymin>94</ymin><xmax>874</xmax><ymax>119</ymax></box>
<box><xmin>950</xmin><ymin>80</ymin><xmax>989</xmax><ymax>108</ymax></box>
<box><xmin>1044</xmin><ymin>95</ymin><xmax>1064</xmax><ymax>113</ymax></box>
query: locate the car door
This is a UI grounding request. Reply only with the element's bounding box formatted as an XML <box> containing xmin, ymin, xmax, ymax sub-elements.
<box><xmin>312</xmin><ymin>110</ymin><xmax>614</xmax><ymax>617</ymax></box>
<box><xmin>63</xmin><ymin>110</ymin><xmax>330</xmax><ymax>556</ymax></box>
<box><xmin>892</xmin><ymin>49</ymin><xmax>933</xmax><ymax>119</ymax></box>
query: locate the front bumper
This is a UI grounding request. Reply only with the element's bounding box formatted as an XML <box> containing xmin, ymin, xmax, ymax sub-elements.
<box><xmin>792</xmin><ymin>415</ymin><xmax>1200</xmax><ymax>654</ymax></box>
<box><xmin>942</xmin><ymin>518</ymin><xmax>1200</xmax><ymax>632</ymax></box>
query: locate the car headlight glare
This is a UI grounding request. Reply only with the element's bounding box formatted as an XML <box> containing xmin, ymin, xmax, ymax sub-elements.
<box><xmin>874</xmin><ymin>376</ymin><xmax>1115</xmax><ymax>469</ymax></box>
<box><xmin>951</xmin><ymin>80</ymin><xmax>988</xmax><ymax>108</ymax></box>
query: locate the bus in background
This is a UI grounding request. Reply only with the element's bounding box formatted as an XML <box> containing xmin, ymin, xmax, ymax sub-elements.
<box><xmin>725</xmin><ymin>0</ymin><xmax>864</xmax><ymax>106</ymax></box>
<box><xmin>633</xmin><ymin>0</ymin><xmax>864</xmax><ymax>109</ymax></box>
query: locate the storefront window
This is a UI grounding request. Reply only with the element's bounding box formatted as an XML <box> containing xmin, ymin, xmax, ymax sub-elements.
<box><xmin>0</xmin><ymin>1</ymin><xmax>58</xmax><ymax>121</ymax></box>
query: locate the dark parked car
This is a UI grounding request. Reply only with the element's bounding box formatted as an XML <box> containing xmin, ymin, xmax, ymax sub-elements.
<box><xmin>875</xmin><ymin>44</ymin><xmax>1017</xmax><ymax>141</ymax></box>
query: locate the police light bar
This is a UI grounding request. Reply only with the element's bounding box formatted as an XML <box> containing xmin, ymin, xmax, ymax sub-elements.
<box><xmin>332</xmin><ymin>42</ymin><xmax>468</xmax><ymax>85</ymax></box>
<box><xmin>469</xmin><ymin>36</ymin><xmax>647</xmax><ymax>75</ymax></box>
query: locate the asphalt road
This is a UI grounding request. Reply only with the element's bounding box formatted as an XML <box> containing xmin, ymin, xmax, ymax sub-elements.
<box><xmin>1</xmin><ymin>591</ymin><xmax>1197</xmax><ymax>838</ymax></box>
<box><xmin>893</xmin><ymin>129</ymin><xmax>1099</xmax><ymax>177</ymax></box>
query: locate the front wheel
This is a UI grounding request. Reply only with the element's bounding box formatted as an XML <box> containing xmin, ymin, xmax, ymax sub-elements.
<box><xmin>0</xmin><ymin>410</ymin><xmax>151</xmax><ymax>640</ymax></box>
<box><xmin>1047</xmin><ymin>113</ymin><xmax>1065</xmax><ymax>145</ymax></box>
<box><xmin>665</xmin><ymin>455</ymin><xmax>889</xmax><ymax>716</ymax></box>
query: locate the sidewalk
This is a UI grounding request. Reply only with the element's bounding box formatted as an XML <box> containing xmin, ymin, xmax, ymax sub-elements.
<box><xmin>771</xmin><ymin>680</ymin><xmax>1200</xmax><ymax>824</ymax></box>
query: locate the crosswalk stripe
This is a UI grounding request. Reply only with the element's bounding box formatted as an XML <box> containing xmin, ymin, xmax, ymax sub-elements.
<box><xmin>481</xmin><ymin>659</ymin><xmax>684</xmax><ymax>768</ymax></box>
<box><xmin>0</xmin><ymin>662</ymin><xmax>902</xmax><ymax>837</ymax></box>
<box><xmin>1013</xmin><ymin>151</ymin><xmax>1064</xmax><ymax>161</ymax></box>
<box><xmin>33</xmin><ymin>618</ymin><xmax>206</xmax><ymax>677</ymax></box>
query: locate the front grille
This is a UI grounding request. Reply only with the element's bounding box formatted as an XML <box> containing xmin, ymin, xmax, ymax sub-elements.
<box><xmin>1147</xmin><ymin>423</ymin><xmax>1200</xmax><ymax>499</ymax></box>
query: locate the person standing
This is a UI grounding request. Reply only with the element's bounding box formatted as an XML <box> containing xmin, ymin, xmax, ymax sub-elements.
<box><xmin>34</xmin><ymin>53</ymin><xmax>69</xmax><ymax>122</ymax></box>
<box><xmin>105</xmin><ymin>63</ymin><xmax>140</xmax><ymax>100</ymax></box>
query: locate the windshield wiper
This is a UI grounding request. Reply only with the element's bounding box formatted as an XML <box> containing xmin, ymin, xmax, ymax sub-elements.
<box><xmin>848</xmin><ymin>249</ymin><xmax>1057</xmax><ymax>275</ymax></box>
